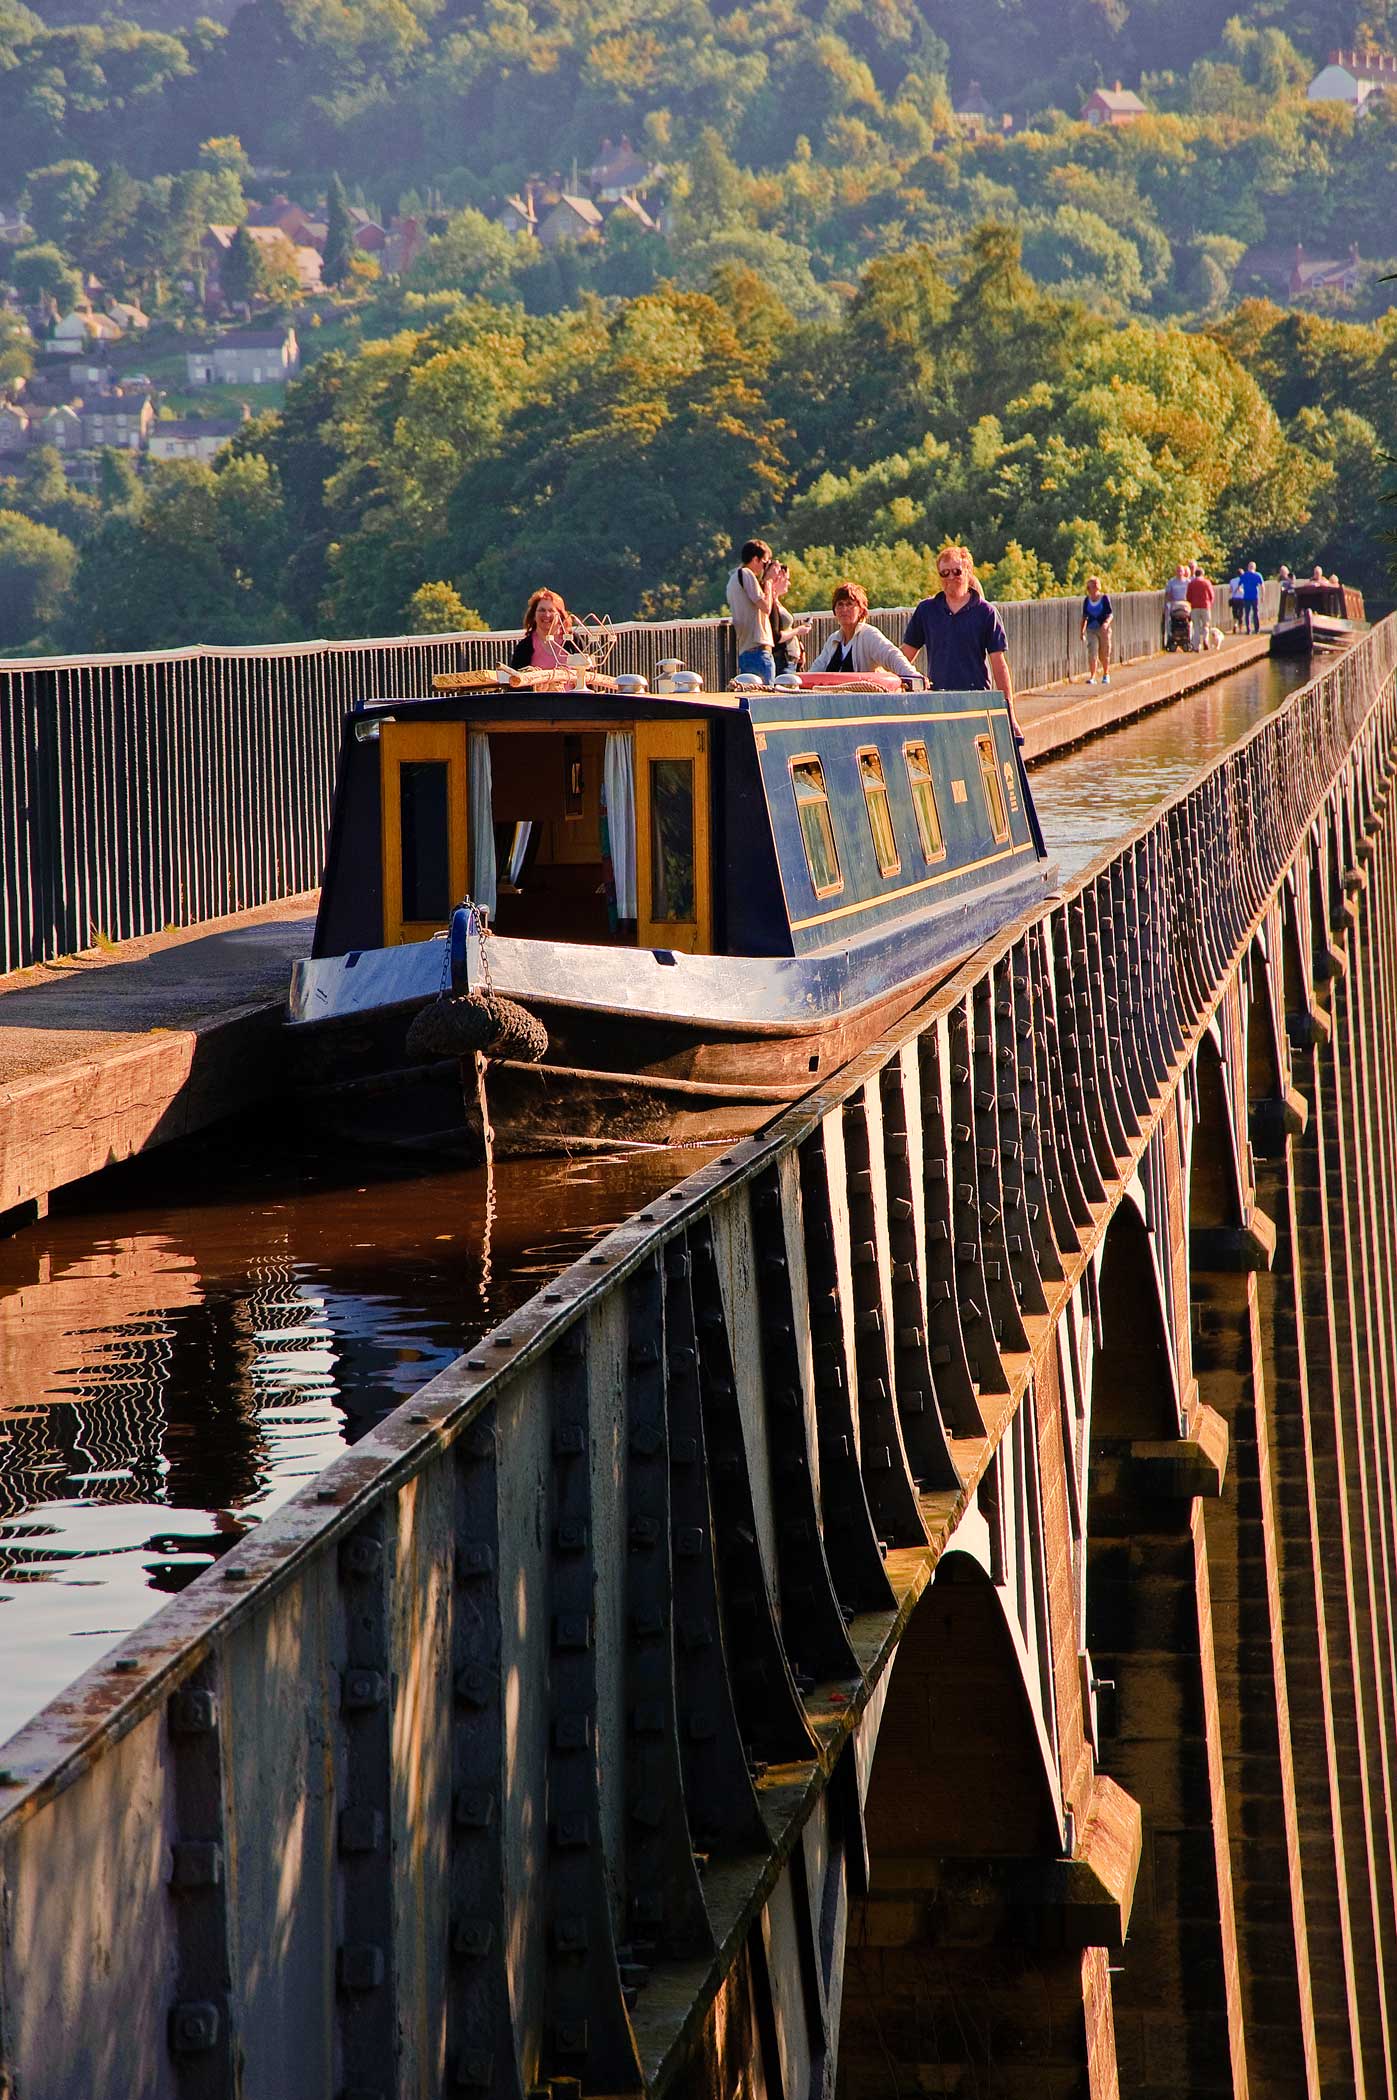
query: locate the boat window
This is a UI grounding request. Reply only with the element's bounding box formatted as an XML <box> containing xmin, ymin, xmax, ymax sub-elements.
<box><xmin>399</xmin><ymin>760</ymin><xmax>451</xmax><ymax>922</ymax></box>
<box><xmin>902</xmin><ymin>741</ymin><xmax>945</xmax><ymax>864</ymax></box>
<box><xmin>975</xmin><ymin>734</ymin><xmax>1010</xmax><ymax>844</ymax></box>
<box><xmin>857</xmin><ymin>747</ymin><xmax>900</xmax><ymax>877</ymax></box>
<box><xmin>649</xmin><ymin>757</ymin><xmax>696</xmax><ymax>923</ymax></box>
<box><xmin>790</xmin><ymin>755</ymin><xmax>842</xmax><ymax>897</ymax></box>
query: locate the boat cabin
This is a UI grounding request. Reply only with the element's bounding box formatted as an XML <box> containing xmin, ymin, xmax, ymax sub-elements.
<box><xmin>312</xmin><ymin>684</ymin><xmax>1046</xmax><ymax>968</ymax></box>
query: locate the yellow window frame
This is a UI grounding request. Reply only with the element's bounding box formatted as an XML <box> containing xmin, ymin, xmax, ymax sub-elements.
<box><xmin>635</xmin><ymin>719</ymin><xmax>712</xmax><ymax>953</ymax></box>
<box><xmin>380</xmin><ymin>719</ymin><xmax>469</xmax><ymax>945</ymax></box>
<box><xmin>903</xmin><ymin>740</ymin><xmax>946</xmax><ymax>864</ymax></box>
<box><xmin>857</xmin><ymin>745</ymin><xmax>901</xmax><ymax>878</ymax></box>
<box><xmin>789</xmin><ymin>753</ymin><xmax>843</xmax><ymax>899</ymax></box>
<box><xmin>975</xmin><ymin>732</ymin><xmax>1010</xmax><ymax>844</ymax></box>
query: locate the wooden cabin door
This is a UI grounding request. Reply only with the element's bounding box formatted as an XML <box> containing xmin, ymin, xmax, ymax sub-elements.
<box><xmin>380</xmin><ymin>720</ymin><xmax>469</xmax><ymax>943</ymax></box>
<box><xmin>635</xmin><ymin>721</ymin><xmax>711</xmax><ymax>953</ymax></box>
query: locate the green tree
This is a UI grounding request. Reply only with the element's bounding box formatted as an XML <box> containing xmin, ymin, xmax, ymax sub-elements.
<box><xmin>221</xmin><ymin>223</ymin><xmax>268</xmax><ymax>309</ymax></box>
<box><xmin>63</xmin><ymin>457</ymin><xmax>292</xmax><ymax>651</ymax></box>
<box><xmin>405</xmin><ymin>580</ymin><xmax>486</xmax><ymax>631</ymax></box>
<box><xmin>16</xmin><ymin>444</ymin><xmax>98</xmax><ymax>541</ymax></box>
<box><xmin>9</xmin><ymin>242</ymin><xmax>80</xmax><ymax>308</ymax></box>
<box><xmin>97</xmin><ymin>447</ymin><xmax>141</xmax><ymax>509</ymax></box>
<box><xmin>0</xmin><ymin>309</ymin><xmax>32</xmax><ymax>387</ymax></box>
<box><xmin>0</xmin><ymin>508</ymin><xmax>76</xmax><ymax>646</ymax></box>
<box><xmin>22</xmin><ymin>159</ymin><xmax>99</xmax><ymax>247</ymax></box>
<box><xmin>322</xmin><ymin>171</ymin><xmax>354</xmax><ymax>288</ymax></box>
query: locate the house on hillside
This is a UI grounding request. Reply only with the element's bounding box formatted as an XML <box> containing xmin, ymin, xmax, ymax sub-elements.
<box><xmin>345</xmin><ymin>207</ymin><xmax>387</xmax><ymax>254</ymax></box>
<box><xmin>496</xmin><ymin>192</ymin><xmax>538</xmax><ymax>238</ymax></box>
<box><xmin>50</xmin><ymin>308</ymin><xmax>122</xmax><ymax>356</ymax></box>
<box><xmin>37</xmin><ymin>403</ymin><xmax>82</xmax><ymax>450</ymax></box>
<box><xmin>0</xmin><ymin>402</ymin><xmax>30</xmax><ymax>455</ymax></box>
<box><xmin>604</xmin><ymin>192</ymin><xmax>659</xmax><ymax>235</ymax></box>
<box><xmin>1308</xmin><ymin>46</ymin><xmax>1397</xmax><ymax>110</ymax></box>
<box><xmin>1082</xmin><ymin>81</ymin><xmax>1147</xmax><ymax>125</ymax></box>
<box><xmin>186</xmin><ymin>325</ymin><xmax>299</xmax><ymax>386</ymax></box>
<box><xmin>952</xmin><ymin>80</ymin><xmax>997</xmax><ymax>132</ymax></box>
<box><xmin>105</xmin><ymin>298</ymin><xmax>150</xmax><ymax>334</ymax></box>
<box><xmin>203</xmin><ymin>224</ymin><xmax>323</xmax><ymax>305</ymax></box>
<box><xmin>538</xmin><ymin>194</ymin><xmax>604</xmax><ymax>248</ymax></box>
<box><xmin>81</xmin><ymin>390</ymin><xmax>156</xmax><ymax>450</ymax></box>
<box><xmin>382</xmin><ymin>214</ymin><xmax>426</xmax><ymax>276</ymax></box>
<box><xmin>1239</xmin><ymin>241</ymin><xmax>1363</xmax><ymax>299</ymax></box>
<box><xmin>588</xmin><ymin>137</ymin><xmax>660</xmax><ymax>203</ymax></box>
<box><xmin>148</xmin><ymin>414</ymin><xmax>246</xmax><ymax>464</ymax></box>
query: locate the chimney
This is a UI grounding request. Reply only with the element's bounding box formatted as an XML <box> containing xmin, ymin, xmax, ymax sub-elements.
<box><xmin>1114</xmin><ymin>79</ymin><xmax>1123</xmax><ymax>91</ymax></box>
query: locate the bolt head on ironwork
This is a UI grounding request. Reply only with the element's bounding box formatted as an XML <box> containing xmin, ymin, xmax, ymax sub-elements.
<box><xmin>169</xmin><ymin>2002</ymin><xmax>219</xmax><ymax>2055</ymax></box>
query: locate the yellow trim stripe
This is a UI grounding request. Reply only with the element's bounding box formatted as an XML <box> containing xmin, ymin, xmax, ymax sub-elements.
<box><xmin>788</xmin><ymin>841</ymin><xmax>1035</xmax><ymax>931</ymax></box>
<box><xmin>761</xmin><ymin>707</ymin><xmax>997</xmax><ymax>733</ymax></box>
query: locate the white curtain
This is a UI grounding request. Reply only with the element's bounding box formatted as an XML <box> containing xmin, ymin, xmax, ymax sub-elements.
<box><xmin>604</xmin><ymin>731</ymin><xmax>637</xmax><ymax>921</ymax></box>
<box><xmin>469</xmin><ymin>731</ymin><xmax>497</xmax><ymax>917</ymax></box>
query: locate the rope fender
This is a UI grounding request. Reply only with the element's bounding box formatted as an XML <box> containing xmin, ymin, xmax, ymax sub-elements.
<box><xmin>405</xmin><ymin>989</ymin><xmax>549</xmax><ymax>1064</ymax></box>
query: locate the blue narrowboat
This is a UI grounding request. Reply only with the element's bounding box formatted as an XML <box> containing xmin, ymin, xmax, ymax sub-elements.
<box><xmin>287</xmin><ymin>678</ymin><xmax>1055</xmax><ymax>1153</ymax></box>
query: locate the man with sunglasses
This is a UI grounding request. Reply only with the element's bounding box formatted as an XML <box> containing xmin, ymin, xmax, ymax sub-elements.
<box><xmin>902</xmin><ymin>546</ymin><xmax>1023</xmax><ymax>738</ymax></box>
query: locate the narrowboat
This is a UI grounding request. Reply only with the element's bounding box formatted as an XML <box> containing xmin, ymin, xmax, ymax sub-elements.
<box><xmin>1271</xmin><ymin>582</ymin><xmax>1365</xmax><ymax>658</ymax></box>
<box><xmin>286</xmin><ymin>678</ymin><xmax>1056</xmax><ymax>1156</ymax></box>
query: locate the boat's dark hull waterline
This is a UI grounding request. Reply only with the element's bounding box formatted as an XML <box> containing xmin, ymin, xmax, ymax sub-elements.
<box><xmin>288</xmin><ymin>863</ymin><xmax>1058</xmax><ymax>1157</ymax></box>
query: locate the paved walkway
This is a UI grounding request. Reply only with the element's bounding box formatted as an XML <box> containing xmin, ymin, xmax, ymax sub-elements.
<box><xmin>0</xmin><ymin>635</ymin><xmax>1279</xmax><ymax>1221</ymax></box>
<box><xmin>1017</xmin><ymin>630</ymin><xmax>1270</xmax><ymax>763</ymax></box>
<box><xmin>0</xmin><ymin>896</ymin><xmax>316</xmax><ymax>1225</ymax></box>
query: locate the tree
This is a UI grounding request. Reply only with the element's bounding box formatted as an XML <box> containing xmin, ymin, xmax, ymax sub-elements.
<box><xmin>322</xmin><ymin>170</ymin><xmax>354</xmax><ymax>288</ymax></box>
<box><xmin>97</xmin><ymin>448</ymin><xmax>141</xmax><ymax>508</ymax></box>
<box><xmin>405</xmin><ymin>581</ymin><xmax>486</xmax><ymax>631</ymax></box>
<box><xmin>220</xmin><ymin>223</ymin><xmax>268</xmax><ymax>309</ymax></box>
<box><xmin>0</xmin><ymin>310</ymin><xmax>32</xmax><ymax>387</ymax></box>
<box><xmin>9</xmin><ymin>242</ymin><xmax>80</xmax><ymax>309</ymax></box>
<box><xmin>0</xmin><ymin>508</ymin><xmax>76</xmax><ymax>647</ymax></box>
<box><xmin>22</xmin><ymin>160</ymin><xmax>99</xmax><ymax>247</ymax></box>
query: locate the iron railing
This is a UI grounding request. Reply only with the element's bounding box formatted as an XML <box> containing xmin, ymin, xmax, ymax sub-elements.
<box><xmin>0</xmin><ymin>616</ymin><xmax>1390</xmax><ymax>2099</ymax></box>
<box><xmin>0</xmin><ymin>587</ymin><xmax>1224</xmax><ymax>976</ymax></box>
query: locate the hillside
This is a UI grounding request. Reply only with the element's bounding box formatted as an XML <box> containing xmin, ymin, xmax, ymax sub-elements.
<box><xmin>0</xmin><ymin>0</ymin><xmax>1395</xmax><ymax>650</ymax></box>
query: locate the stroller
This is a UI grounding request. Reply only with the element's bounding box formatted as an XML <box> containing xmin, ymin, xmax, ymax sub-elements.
<box><xmin>1165</xmin><ymin>601</ymin><xmax>1191</xmax><ymax>652</ymax></box>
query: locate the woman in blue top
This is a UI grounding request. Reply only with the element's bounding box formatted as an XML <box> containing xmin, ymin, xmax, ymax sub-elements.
<box><xmin>1080</xmin><ymin>576</ymin><xmax>1113</xmax><ymax>686</ymax></box>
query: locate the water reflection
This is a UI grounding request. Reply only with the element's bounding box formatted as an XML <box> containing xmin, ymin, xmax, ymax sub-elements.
<box><xmin>0</xmin><ymin>1122</ymin><xmax>713</xmax><ymax>1736</ymax></box>
<box><xmin>1032</xmin><ymin>657</ymin><xmax>1311</xmax><ymax>877</ymax></box>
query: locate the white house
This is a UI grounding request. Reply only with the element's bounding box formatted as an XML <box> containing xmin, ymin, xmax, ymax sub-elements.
<box><xmin>148</xmin><ymin>415</ymin><xmax>246</xmax><ymax>464</ymax></box>
<box><xmin>186</xmin><ymin>326</ymin><xmax>299</xmax><ymax>387</ymax></box>
<box><xmin>49</xmin><ymin>309</ymin><xmax>122</xmax><ymax>356</ymax></box>
<box><xmin>1308</xmin><ymin>46</ymin><xmax>1397</xmax><ymax>108</ymax></box>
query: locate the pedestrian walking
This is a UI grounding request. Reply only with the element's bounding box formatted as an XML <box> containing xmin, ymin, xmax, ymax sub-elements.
<box><xmin>1185</xmin><ymin>564</ymin><xmax>1215</xmax><ymax>652</ymax></box>
<box><xmin>1227</xmin><ymin>572</ymin><xmax>1244</xmax><ymax>632</ymax></box>
<box><xmin>1080</xmin><ymin>576</ymin><xmax>1113</xmax><ymax>684</ymax></box>
<box><xmin>1238</xmin><ymin>561</ymin><xmax>1263</xmax><ymax>634</ymax></box>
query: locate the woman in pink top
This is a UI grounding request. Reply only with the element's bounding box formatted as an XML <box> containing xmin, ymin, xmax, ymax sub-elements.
<box><xmin>509</xmin><ymin>588</ymin><xmax>574</xmax><ymax>671</ymax></box>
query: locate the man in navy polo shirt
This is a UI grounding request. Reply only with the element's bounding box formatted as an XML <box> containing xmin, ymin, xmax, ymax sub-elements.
<box><xmin>903</xmin><ymin>546</ymin><xmax>1023</xmax><ymax>738</ymax></box>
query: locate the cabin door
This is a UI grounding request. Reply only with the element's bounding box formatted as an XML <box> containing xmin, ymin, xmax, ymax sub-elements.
<box><xmin>380</xmin><ymin>720</ymin><xmax>469</xmax><ymax>944</ymax></box>
<box><xmin>635</xmin><ymin>721</ymin><xmax>711</xmax><ymax>953</ymax></box>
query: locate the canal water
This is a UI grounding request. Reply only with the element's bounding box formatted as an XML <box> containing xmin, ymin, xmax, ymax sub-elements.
<box><xmin>0</xmin><ymin>652</ymin><xmax>1313</xmax><ymax>1740</ymax></box>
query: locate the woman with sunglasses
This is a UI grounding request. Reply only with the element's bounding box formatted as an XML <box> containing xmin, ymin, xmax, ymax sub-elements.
<box><xmin>902</xmin><ymin>545</ymin><xmax>1023</xmax><ymax>738</ymax></box>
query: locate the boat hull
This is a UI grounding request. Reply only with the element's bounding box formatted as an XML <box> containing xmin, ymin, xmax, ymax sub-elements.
<box><xmin>288</xmin><ymin>959</ymin><xmax>960</xmax><ymax>1158</ymax></box>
